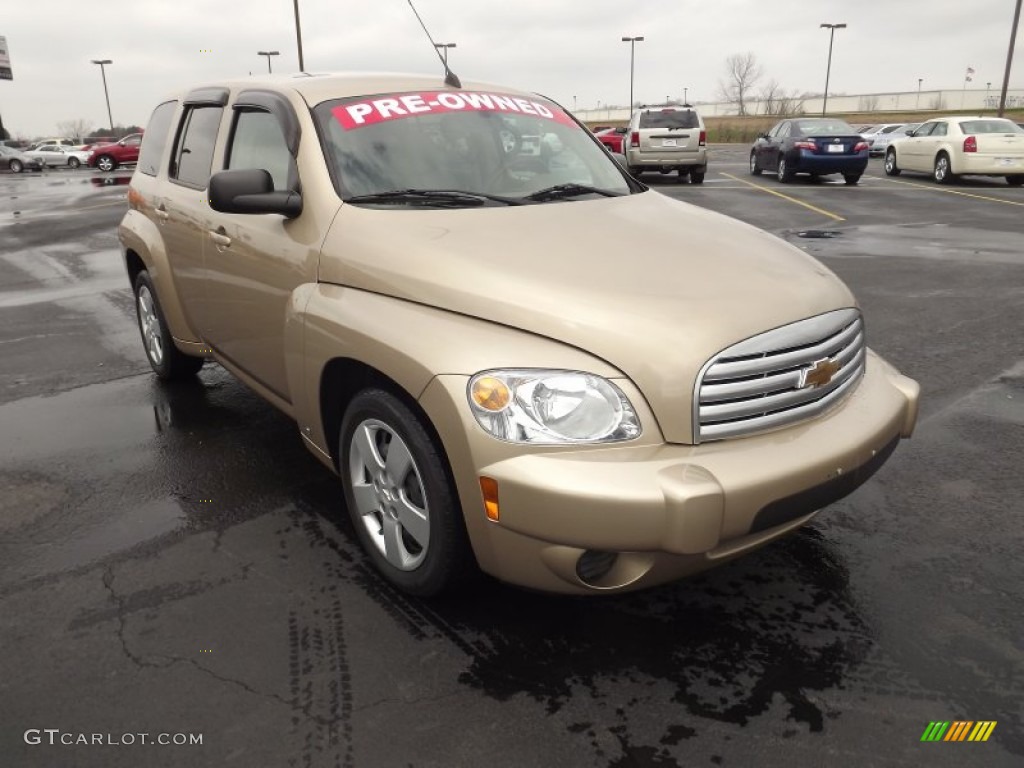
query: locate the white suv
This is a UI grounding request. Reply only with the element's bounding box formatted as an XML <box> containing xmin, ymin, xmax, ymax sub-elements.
<box><xmin>624</xmin><ymin>106</ymin><xmax>707</xmax><ymax>183</ymax></box>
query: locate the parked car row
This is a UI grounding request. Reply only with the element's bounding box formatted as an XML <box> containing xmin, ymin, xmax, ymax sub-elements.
<box><xmin>0</xmin><ymin>133</ymin><xmax>144</xmax><ymax>172</ymax></box>
<box><xmin>746</xmin><ymin>115</ymin><xmax>1024</xmax><ymax>187</ymax></box>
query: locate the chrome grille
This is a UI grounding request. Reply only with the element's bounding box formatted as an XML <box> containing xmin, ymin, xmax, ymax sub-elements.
<box><xmin>694</xmin><ymin>308</ymin><xmax>866</xmax><ymax>442</ymax></box>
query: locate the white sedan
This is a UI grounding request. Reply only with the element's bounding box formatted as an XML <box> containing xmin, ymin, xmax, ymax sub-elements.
<box><xmin>23</xmin><ymin>144</ymin><xmax>91</xmax><ymax>169</ymax></box>
<box><xmin>884</xmin><ymin>117</ymin><xmax>1024</xmax><ymax>186</ymax></box>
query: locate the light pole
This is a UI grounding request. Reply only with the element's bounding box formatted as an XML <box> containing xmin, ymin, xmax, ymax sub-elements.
<box><xmin>434</xmin><ymin>43</ymin><xmax>456</xmax><ymax>67</ymax></box>
<box><xmin>684</xmin><ymin>86</ymin><xmax>689</xmax><ymax>105</ymax></box>
<box><xmin>257</xmin><ymin>50</ymin><xmax>280</xmax><ymax>74</ymax></box>
<box><xmin>819</xmin><ymin>23</ymin><xmax>846</xmax><ymax>116</ymax></box>
<box><xmin>916</xmin><ymin>78</ymin><xmax>923</xmax><ymax>109</ymax></box>
<box><xmin>292</xmin><ymin>0</ymin><xmax>305</xmax><ymax>71</ymax></box>
<box><xmin>90</xmin><ymin>59</ymin><xmax>114</xmax><ymax>131</ymax></box>
<box><xmin>621</xmin><ymin>36</ymin><xmax>644</xmax><ymax>110</ymax></box>
<box><xmin>998</xmin><ymin>0</ymin><xmax>1022</xmax><ymax>117</ymax></box>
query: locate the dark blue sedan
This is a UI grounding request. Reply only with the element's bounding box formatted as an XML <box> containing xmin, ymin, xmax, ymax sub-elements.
<box><xmin>750</xmin><ymin>118</ymin><xmax>869</xmax><ymax>185</ymax></box>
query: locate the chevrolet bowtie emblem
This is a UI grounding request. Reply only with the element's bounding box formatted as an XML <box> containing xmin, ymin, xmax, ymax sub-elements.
<box><xmin>801</xmin><ymin>358</ymin><xmax>841</xmax><ymax>388</ymax></box>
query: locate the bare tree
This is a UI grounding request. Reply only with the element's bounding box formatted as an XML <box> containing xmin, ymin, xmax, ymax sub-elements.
<box><xmin>857</xmin><ymin>94</ymin><xmax>880</xmax><ymax>112</ymax></box>
<box><xmin>718</xmin><ymin>52</ymin><xmax>763</xmax><ymax>116</ymax></box>
<box><xmin>56</xmin><ymin>118</ymin><xmax>93</xmax><ymax>141</ymax></box>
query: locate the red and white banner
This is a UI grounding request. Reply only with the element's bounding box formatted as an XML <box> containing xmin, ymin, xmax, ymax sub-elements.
<box><xmin>332</xmin><ymin>91</ymin><xmax>574</xmax><ymax>130</ymax></box>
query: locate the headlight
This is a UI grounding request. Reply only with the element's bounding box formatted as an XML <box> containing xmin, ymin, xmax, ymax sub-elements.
<box><xmin>467</xmin><ymin>369</ymin><xmax>641</xmax><ymax>444</ymax></box>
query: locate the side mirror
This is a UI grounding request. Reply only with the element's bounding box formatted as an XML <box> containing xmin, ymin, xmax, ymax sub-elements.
<box><xmin>904</xmin><ymin>130</ymin><xmax>916</xmax><ymax>137</ymax></box>
<box><xmin>209</xmin><ymin>169</ymin><xmax>302</xmax><ymax>218</ymax></box>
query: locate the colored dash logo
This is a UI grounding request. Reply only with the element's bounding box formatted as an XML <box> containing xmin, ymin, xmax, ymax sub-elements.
<box><xmin>921</xmin><ymin>721</ymin><xmax>996</xmax><ymax>742</ymax></box>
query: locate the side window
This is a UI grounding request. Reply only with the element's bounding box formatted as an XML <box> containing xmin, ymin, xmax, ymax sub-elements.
<box><xmin>226</xmin><ymin>109</ymin><xmax>295</xmax><ymax>190</ymax></box>
<box><xmin>170</xmin><ymin>105</ymin><xmax>224</xmax><ymax>188</ymax></box>
<box><xmin>126</xmin><ymin>135</ymin><xmax>142</xmax><ymax>146</ymax></box>
<box><xmin>932</xmin><ymin>122</ymin><xmax>948</xmax><ymax>137</ymax></box>
<box><xmin>775</xmin><ymin>123</ymin><xmax>791</xmax><ymax>139</ymax></box>
<box><xmin>138</xmin><ymin>101</ymin><xmax>178</xmax><ymax>177</ymax></box>
<box><xmin>914</xmin><ymin>123</ymin><xmax>936</xmax><ymax>137</ymax></box>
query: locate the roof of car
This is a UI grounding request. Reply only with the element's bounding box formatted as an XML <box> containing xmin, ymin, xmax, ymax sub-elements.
<box><xmin>168</xmin><ymin>72</ymin><xmax>542</xmax><ymax>108</ymax></box>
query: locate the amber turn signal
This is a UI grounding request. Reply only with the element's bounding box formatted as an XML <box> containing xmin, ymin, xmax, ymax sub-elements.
<box><xmin>470</xmin><ymin>376</ymin><xmax>511</xmax><ymax>412</ymax></box>
<box><xmin>479</xmin><ymin>476</ymin><xmax>500</xmax><ymax>522</ymax></box>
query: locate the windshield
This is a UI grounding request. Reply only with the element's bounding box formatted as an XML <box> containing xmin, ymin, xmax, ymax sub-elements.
<box><xmin>794</xmin><ymin>120</ymin><xmax>856</xmax><ymax>136</ymax></box>
<box><xmin>314</xmin><ymin>90</ymin><xmax>632</xmax><ymax>205</ymax></box>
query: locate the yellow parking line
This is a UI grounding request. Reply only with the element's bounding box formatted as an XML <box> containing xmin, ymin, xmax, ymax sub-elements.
<box><xmin>866</xmin><ymin>175</ymin><xmax>1024</xmax><ymax>207</ymax></box>
<box><xmin>719</xmin><ymin>172</ymin><xmax>845</xmax><ymax>221</ymax></box>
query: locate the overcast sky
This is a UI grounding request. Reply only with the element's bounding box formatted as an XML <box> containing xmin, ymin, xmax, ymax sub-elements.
<box><xmin>1</xmin><ymin>0</ymin><xmax>1021</xmax><ymax>137</ymax></box>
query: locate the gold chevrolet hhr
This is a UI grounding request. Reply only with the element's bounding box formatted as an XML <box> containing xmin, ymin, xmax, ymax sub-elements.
<box><xmin>119</xmin><ymin>73</ymin><xmax>919</xmax><ymax>596</ymax></box>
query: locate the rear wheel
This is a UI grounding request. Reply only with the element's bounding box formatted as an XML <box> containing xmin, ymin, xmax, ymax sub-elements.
<box><xmin>690</xmin><ymin>169</ymin><xmax>705</xmax><ymax>184</ymax></box>
<box><xmin>843</xmin><ymin>174</ymin><xmax>861</xmax><ymax>185</ymax></box>
<box><xmin>9</xmin><ymin>159</ymin><xmax>23</xmax><ymax>173</ymax></box>
<box><xmin>676</xmin><ymin>169</ymin><xmax>690</xmax><ymax>183</ymax></box>
<box><xmin>68</xmin><ymin>157</ymin><xmax>81</xmax><ymax>169</ymax></box>
<box><xmin>627</xmin><ymin>166</ymin><xmax>642</xmax><ymax>177</ymax></box>
<box><xmin>1007</xmin><ymin>175</ymin><xmax>1024</xmax><ymax>187</ymax></box>
<box><xmin>777</xmin><ymin>155</ymin><xmax>794</xmax><ymax>183</ymax></box>
<box><xmin>749</xmin><ymin>152</ymin><xmax>761</xmax><ymax>176</ymax></box>
<box><xmin>884</xmin><ymin>149</ymin><xmax>901</xmax><ymax>176</ymax></box>
<box><xmin>339</xmin><ymin>388</ymin><xmax>472</xmax><ymax>596</ymax></box>
<box><xmin>933</xmin><ymin>152</ymin><xmax>955</xmax><ymax>184</ymax></box>
<box><xmin>133</xmin><ymin>271</ymin><xmax>204</xmax><ymax>380</ymax></box>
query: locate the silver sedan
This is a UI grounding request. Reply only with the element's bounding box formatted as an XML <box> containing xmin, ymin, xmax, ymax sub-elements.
<box><xmin>23</xmin><ymin>144</ymin><xmax>91</xmax><ymax>169</ymax></box>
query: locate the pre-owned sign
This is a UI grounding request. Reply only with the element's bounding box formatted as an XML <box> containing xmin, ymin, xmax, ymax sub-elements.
<box><xmin>0</xmin><ymin>36</ymin><xmax>12</xmax><ymax>80</ymax></box>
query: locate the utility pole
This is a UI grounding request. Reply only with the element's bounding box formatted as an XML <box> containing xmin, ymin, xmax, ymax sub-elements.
<box><xmin>621</xmin><ymin>36</ymin><xmax>644</xmax><ymax>110</ymax></box>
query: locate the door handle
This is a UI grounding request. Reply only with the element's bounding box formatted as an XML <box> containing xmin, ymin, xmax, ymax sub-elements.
<box><xmin>208</xmin><ymin>229</ymin><xmax>232</xmax><ymax>248</ymax></box>
<box><xmin>154</xmin><ymin>205</ymin><xmax>169</xmax><ymax>221</ymax></box>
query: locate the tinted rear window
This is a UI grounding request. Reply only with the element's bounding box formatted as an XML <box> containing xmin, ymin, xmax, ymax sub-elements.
<box><xmin>138</xmin><ymin>100</ymin><xmax>177</xmax><ymax>177</ymax></box>
<box><xmin>959</xmin><ymin>119</ymin><xmax>1023</xmax><ymax>134</ymax></box>
<box><xmin>639</xmin><ymin>110</ymin><xmax>699</xmax><ymax>129</ymax></box>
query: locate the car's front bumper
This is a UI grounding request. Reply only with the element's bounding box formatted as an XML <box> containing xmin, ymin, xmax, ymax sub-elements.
<box><xmin>420</xmin><ymin>349</ymin><xmax>919</xmax><ymax>594</ymax></box>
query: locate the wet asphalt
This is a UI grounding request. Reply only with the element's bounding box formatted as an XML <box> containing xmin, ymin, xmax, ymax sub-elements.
<box><xmin>0</xmin><ymin>156</ymin><xmax>1021</xmax><ymax>767</ymax></box>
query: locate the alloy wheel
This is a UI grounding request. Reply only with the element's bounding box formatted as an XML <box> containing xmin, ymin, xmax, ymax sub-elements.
<box><xmin>136</xmin><ymin>285</ymin><xmax>164</xmax><ymax>365</ymax></box>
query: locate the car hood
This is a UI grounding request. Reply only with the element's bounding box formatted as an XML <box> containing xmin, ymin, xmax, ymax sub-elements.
<box><xmin>318</xmin><ymin>191</ymin><xmax>856</xmax><ymax>442</ymax></box>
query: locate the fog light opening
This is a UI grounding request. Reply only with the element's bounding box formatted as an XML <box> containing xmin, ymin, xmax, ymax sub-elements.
<box><xmin>576</xmin><ymin>550</ymin><xmax>619</xmax><ymax>585</ymax></box>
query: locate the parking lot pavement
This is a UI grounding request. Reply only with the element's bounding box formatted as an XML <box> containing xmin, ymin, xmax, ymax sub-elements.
<box><xmin>1</xmin><ymin>164</ymin><xmax>1022</xmax><ymax>767</ymax></box>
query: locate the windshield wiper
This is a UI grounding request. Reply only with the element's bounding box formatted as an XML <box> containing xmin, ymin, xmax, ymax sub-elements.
<box><xmin>524</xmin><ymin>184</ymin><xmax>622</xmax><ymax>202</ymax></box>
<box><xmin>344</xmin><ymin>189</ymin><xmax>523</xmax><ymax>207</ymax></box>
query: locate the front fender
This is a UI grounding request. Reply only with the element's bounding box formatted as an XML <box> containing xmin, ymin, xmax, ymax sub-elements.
<box><xmin>294</xmin><ymin>283</ymin><xmax>625</xmax><ymax>459</ymax></box>
<box><xmin>118</xmin><ymin>209</ymin><xmax>200</xmax><ymax>342</ymax></box>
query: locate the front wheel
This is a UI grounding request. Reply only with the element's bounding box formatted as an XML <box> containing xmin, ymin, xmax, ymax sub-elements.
<box><xmin>133</xmin><ymin>271</ymin><xmax>204</xmax><ymax>380</ymax></box>
<box><xmin>884</xmin><ymin>150</ymin><xmax>901</xmax><ymax>176</ymax></box>
<box><xmin>1006</xmin><ymin>175</ymin><xmax>1024</xmax><ymax>187</ymax></box>
<box><xmin>340</xmin><ymin>389</ymin><xmax>472</xmax><ymax>596</ymax></box>
<box><xmin>749</xmin><ymin>152</ymin><xmax>762</xmax><ymax>176</ymax></box>
<box><xmin>844</xmin><ymin>174</ymin><xmax>861</xmax><ymax>185</ymax></box>
<box><xmin>68</xmin><ymin>157</ymin><xmax>81</xmax><ymax>169</ymax></box>
<box><xmin>934</xmin><ymin>152</ymin><xmax>955</xmax><ymax>184</ymax></box>
<box><xmin>9</xmin><ymin>159</ymin><xmax>23</xmax><ymax>173</ymax></box>
<box><xmin>96</xmin><ymin>154</ymin><xmax>117</xmax><ymax>172</ymax></box>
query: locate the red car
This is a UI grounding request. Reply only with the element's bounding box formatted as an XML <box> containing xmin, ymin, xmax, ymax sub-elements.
<box><xmin>594</xmin><ymin>127</ymin><xmax>627</xmax><ymax>153</ymax></box>
<box><xmin>87</xmin><ymin>133</ymin><xmax>143</xmax><ymax>172</ymax></box>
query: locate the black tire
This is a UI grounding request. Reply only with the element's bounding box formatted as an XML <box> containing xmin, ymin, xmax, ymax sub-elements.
<box><xmin>132</xmin><ymin>271</ymin><xmax>204</xmax><ymax>380</ymax></box>
<box><xmin>1006</xmin><ymin>175</ymin><xmax>1024</xmax><ymax>187</ymax></box>
<box><xmin>68</xmin><ymin>157</ymin><xmax>81</xmax><ymax>169</ymax></box>
<box><xmin>676</xmin><ymin>169</ymin><xmax>689</xmax><ymax>183</ymax></box>
<box><xmin>690</xmin><ymin>169</ymin><xmax>705</xmax><ymax>184</ymax></box>
<box><xmin>339</xmin><ymin>388</ymin><xmax>472</xmax><ymax>596</ymax></box>
<box><xmin>777</xmin><ymin>155</ymin><xmax>794</xmax><ymax>183</ymax></box>
<box><xmin>933</xmin><ymin>152</ymin><xmax>956</xmax><ymax>185</ymax></box>
<box><xmin>627</xmin><ymin>166</ymin><xmax>642</xmax><ymax>177</ymax></box>
<box><xmin>843</xmin><ymin>174</ymin><xmax>861</xmax><ymax>185</ymax></box>
<box><xmin>749</xmin><ymin>152</ymin><xmax>761</xmax><ymax>176</ymax></box>
<box><xmin>884</xmin><ymin>149</ymin><xmax>901</xmax><ymax>176</ymax></box>
<box><xmin>96</xmin><ymin>154</ymin><xmax>117</xmax><ymax>172</ymax></box>
<box><xmin>9</xmin><ymin>159</ymin><xmax>23</xmax><ymax>173</ymax></box>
